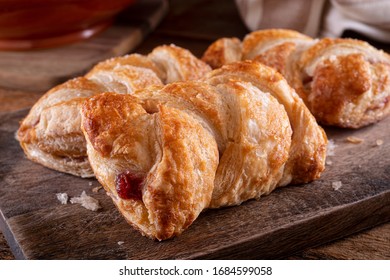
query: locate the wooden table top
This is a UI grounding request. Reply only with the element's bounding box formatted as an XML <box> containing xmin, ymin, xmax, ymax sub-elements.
<box><xmin>0</xmin><ymin>0</ymin><xmax>389</xmax><ymax>260</ymax></box>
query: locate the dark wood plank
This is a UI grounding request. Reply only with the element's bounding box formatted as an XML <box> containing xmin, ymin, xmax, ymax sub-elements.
<box><xmin>291</xmin><ymin>223</ymin><xmax>390</xmax><ymax>260</ymax></box>
<box><xmin>0</xmin><ymin>227</ymin><xmax>14</xmax><ymax>260</ymax></box>
<box><xmin>155</xmin><ymin>0</ymin><xmax>249</xmax><ymax>41</ymax></box>
<box><xmin>0</xmin><ymin>109</ymin><xmax>389</xmax><ymax>259</ymax></box>
<box><xmin>133</xmin><ymin>0</ymin><xmax>249</xmax><ymax>57</ymax></box>
<box><xmin>0</xmin><ymin>88</ymin><xmax>41</xmax><ymax>113</ymax></box>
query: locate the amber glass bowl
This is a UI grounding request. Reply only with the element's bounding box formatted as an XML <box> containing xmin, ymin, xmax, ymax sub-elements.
<box><xmin>0</xmin><ymin>0</ymin><xmax>136</xmax><ymax>50</ymax></box>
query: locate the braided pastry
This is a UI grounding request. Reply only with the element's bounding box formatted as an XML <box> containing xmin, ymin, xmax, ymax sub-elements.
<box><xmin>17</xmin><ymin>42</ymin><xmax>327</xmax><ymax>240</ymax></box>
<box><xmin>80</xmin><ymin>61</ymin><xmax>327</xmax><ymax>240</ymax></box>
<box><xmin>202</xmin><ymin>29</ymin><xmax>390</xmax><ymax>128</ymax></box>
<box><xmin>17</xmin><ymin>45</ymin><xmax>211</xmax><ymax>177</ymax></box>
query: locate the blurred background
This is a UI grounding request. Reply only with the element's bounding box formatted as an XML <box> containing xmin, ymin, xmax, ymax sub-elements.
<box><xmin>0</xmin><ymin>0</ymin><xmax>389</xmax><ymax>260</ymax></box>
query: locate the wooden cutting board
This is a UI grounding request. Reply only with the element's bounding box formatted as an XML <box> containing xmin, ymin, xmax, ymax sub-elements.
<box><xmin>0</xmin><ymin>109</ymin><xmax>389</xmax><ymax>259</ymax></box>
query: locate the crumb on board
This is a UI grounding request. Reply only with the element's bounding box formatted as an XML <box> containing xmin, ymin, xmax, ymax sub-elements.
<box><xmin>118</xmin><ymin>241</ymin><xmax>125</xmax><ymax>246</ymax></box>
<box><xmin>70</xmin><ymin>191</ymin><xmax>101</xmax><ymax>211</ymax></box>
<box><xmin>92</xmin><ymin>185</ymin><xmax>103</xmax><ymax>193</ymax></box>
<box><xmin>375</xmin><ymin>139</ymin><xmax>384</xmax><ymax>146</ymax></box>
<box><xmin>326</xmin><ymin>160</ymin><xmax>332</xmax><ymax>166</ymax></box>
<box><xmin>345</xmin><ymin>136</ymin><xmax>364</xmax><ymax>144</ymax></box>
<box><xmin>327</xmin><ymin>139</ymin><xmax>337</xmax><ymax>157</ymax></box>
<box><xmin>332</xmin><ymin>181</ymin><xmax>342</xmax><ymax>191</ymax></box>
<box><xmin>14</xmin><ymin>131</ymin><xmax>20</xmax><ymax>141</ymax></box>
<box><xmin>56</xmin><ymin>193</ymin><xmax>69</xmax><ymax>204</ymax></box>
<box><xmin>88</xmin><ymin>182</ymin><xmax>93</xmax><ymax>186</ymax></box>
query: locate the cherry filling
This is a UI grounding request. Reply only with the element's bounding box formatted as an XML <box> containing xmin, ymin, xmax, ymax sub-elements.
<box><xmin>115</xmin><ymin>171</ymin><xmax>145</xmax><ymax>201</ymax></box>
<box><xmin>302</xmin><ymin>75</ymin><xmax>313</xmax><ymax>84</ymax></box>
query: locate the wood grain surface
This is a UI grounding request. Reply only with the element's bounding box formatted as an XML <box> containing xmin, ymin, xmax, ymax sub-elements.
<box><xmin>0</xmin><ymin>0</ymin><xmax>389</xmax><ymax>260</ymax></box>
<box><xmin>0</xmin><ymin>109</ymin><xmax>389</xmax><ymax>259</ymax></box>
<box><xmin>293</xmin><ymin>223</ymin><xmax>390</xmax><ymax>260</ymax></box>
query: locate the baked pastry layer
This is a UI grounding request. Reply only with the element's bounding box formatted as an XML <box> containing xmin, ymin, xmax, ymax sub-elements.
<box><xmin>202</xmin><ymin>29</ymin><xmax>390</xmax><ymax>128</ymax></box>
<box><xmin>17</xmin><ymin>45</ymin><xmax>211</xmax><ymax>177</ymax></box>
<box><xmin>80</xmin><ymin>61</ymin><xmax>327</xmax><ymax>239</ymax></box>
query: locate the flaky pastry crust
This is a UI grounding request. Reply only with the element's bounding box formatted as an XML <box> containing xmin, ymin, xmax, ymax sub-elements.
<box><xmin>298</xmin><ymin>38</ymin><xmax>390</xmax><ymax>128</ymax></box>
<box><xmin>204</xmin><ymin>61</ymin><xmax>327</xmax><ymax>186</ymax></box>
<box><xmin>132</xmin><ymin>79</ymin><xmax>292</xmax><ymax>207</ymax></box>
<box><xmin>17</xmin><ymin>45</ymin><xmax>211</xmax><ymax>177</ymax></box>
<box><xmin>80</xmin><ymin>61</ymin><xmax>326</xmax><ymax>240</ymax></box>
<box><xmin>203</xmin><ymin>29</ymin><xmax>390</xmax><ymax>128</ymax></box>
<box><xmin>202</xmin><ymin>37</ymin><xmax>242</xmax><ymax>69</ymax></box>
<box><xmin>81</xmin><ymin>92</ymin><xmax>218</xmax><ymax>240</ymax></box>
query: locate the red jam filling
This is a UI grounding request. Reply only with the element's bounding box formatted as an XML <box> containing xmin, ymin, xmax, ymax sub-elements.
<box><xmin>115</xmin><ymin>171</ymin><xmax>144</xmax><ymax>201</ymax></box>
<box><xmin>302</xmin><ymin>75</ymin><xmax>313</xmax><ymax>86</ymax></box>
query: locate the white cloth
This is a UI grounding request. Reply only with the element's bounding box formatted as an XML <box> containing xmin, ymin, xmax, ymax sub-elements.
<box><xmin>235</xmin><ymin>0</ymin><xmax>390</xmax><ymax>42</ymax></box>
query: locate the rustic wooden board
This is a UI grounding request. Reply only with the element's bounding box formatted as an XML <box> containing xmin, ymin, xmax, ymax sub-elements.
<box><xmin>0</xmin><ymin>0</ymin><xmax>168</xmax><ymax>93</ymax></box>
<box><xmin>0</xmin><ymin>109</ymin><xmax>389</xmax><ymax>259</ymax></box>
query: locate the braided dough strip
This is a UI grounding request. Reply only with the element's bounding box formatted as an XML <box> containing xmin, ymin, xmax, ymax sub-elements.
<box><xmin>204</xmin><ymin>61</ymin><xmax>327</xmax><ymax>186</ymax></box>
